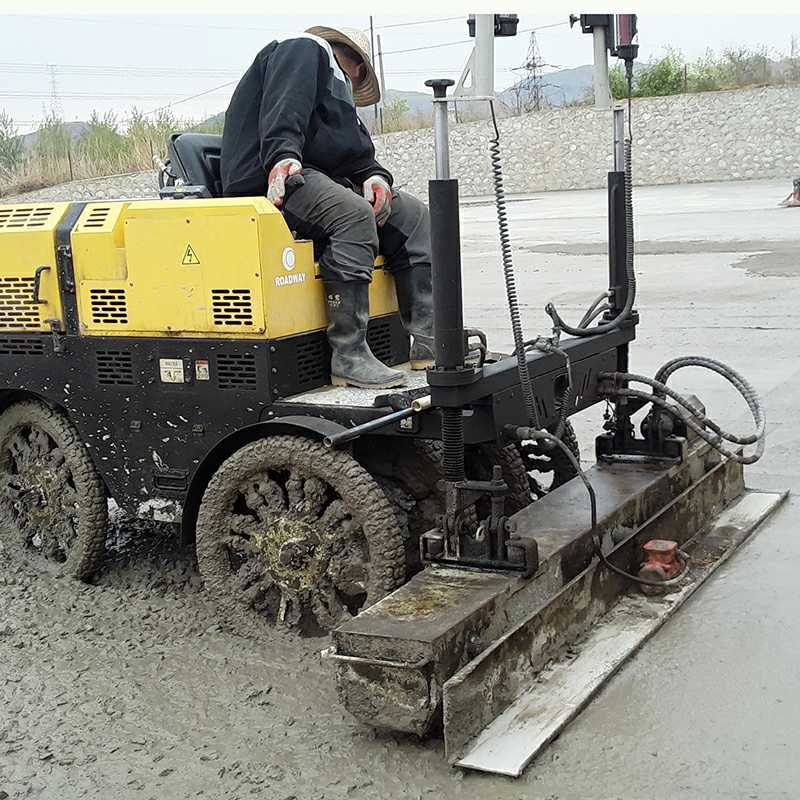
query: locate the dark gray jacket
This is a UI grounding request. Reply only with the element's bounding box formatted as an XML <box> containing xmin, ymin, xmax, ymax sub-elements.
<box><xmin>221</xmin><ymin>34</ymin><xmax>392</xmax><ymax>197</ymax></box>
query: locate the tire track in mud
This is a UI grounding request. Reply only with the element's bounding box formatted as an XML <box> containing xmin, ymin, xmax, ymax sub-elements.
<box><xmin>0</xmin><ymin>518</ymin><xmax>475</xmax><ymax>800</ymax></box>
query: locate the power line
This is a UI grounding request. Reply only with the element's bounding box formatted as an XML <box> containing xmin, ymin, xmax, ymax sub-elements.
<box><xmin>119</xmin><ymin>80</ymin><xmax>239</xmax><ymax>125</ymax></box>
<box><xmin>2</xmin><ymin>13</ymin><xmax>298</xmax><ymax>34</ymax></box>
<box><xmin>383</xmin><ymin>38</ymin><xmax>473</xmax><ymax>56</ymax></box>
<box><xmin>0</xmin><ymin>91</ymin><xmax>233</xmax><ymax>99</ymax></box>
<box><xmin>382</xmin><ymin>20</ymin><xmax>570</xmax><ymax>57</ymax></box>
<box><xmin>0</xmin><ymin>62</ymin><xmax>241</xmax><ymax>78</ymax></box>
<box><xmin>375</xmin><ymin>17</ymin><xmax>462</xmax><ymax>29</ymax></box>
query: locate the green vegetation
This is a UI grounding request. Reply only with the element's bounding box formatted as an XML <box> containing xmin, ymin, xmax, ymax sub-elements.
<box><xmin>0</xmin><ymin>107</ymin><xmax>209</xmax><ymax>197</ymax></box>
<box><xmin>609</xmin><ymin>45</ymin><xmax>796</xmax><ymax>100</ymax></box>
<box><xmin>0</xmin><ymin>111</ymin><xmax>24</xmax><ymax>178</ymax></box>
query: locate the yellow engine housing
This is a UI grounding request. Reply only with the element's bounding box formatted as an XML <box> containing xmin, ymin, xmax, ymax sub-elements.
<box><xmin>0</xmin><ymin>197</ymin><xmax>399</xmax><ymax>339</ymax></box>
<box><xmin>0</xmin><ymin>203</ymin><xmax>71</xmax><ymax>331</ymax></box>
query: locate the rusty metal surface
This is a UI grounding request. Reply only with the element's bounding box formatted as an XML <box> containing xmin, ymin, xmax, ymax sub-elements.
<box><xmin>451</xmin><ymin>489</ymin><xmax>787</xmax><ymax>776</ymax></box>
<box><xmin>441</xmin><ymin>455</ymin><xmax>745</xmax><ymax>764</ymax></box>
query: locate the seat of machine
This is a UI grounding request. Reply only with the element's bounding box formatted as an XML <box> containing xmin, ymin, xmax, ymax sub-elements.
<box><xmin>167</xmin><ymin>133</ymin><xmax>223</xmax><ymax>197</ymax></box>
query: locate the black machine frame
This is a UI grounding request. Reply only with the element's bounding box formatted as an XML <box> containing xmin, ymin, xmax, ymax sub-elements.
<box><xmin>0</xmin><ymin>150</ymin><xmax>638</xmax><ymax>548</ymax></box>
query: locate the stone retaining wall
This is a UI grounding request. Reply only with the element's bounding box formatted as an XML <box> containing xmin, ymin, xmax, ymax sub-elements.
<box><xmin>4</xmin><ymin>85</ymin><xmax>799</xmax><ymax>204</ymax></box>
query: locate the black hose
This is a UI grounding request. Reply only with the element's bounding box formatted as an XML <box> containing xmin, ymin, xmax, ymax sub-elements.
<box><xmin>545</xmin><ymin>66</ymin><xmax>637</xmax><ymax>338</ymax></box>
<box><xmin>545</xmin><ymin>136</ymin><xmax>637</xmax><ymax>337</ymax></box>
<box><xmin>489</xmin><ymin>100</ymin><xmax>541</xmax><ymax>429</ymax></box>
<box><xmin>602</xmin><ymin>355</ymin><xmax>767</xmax><ymax>465</ymax></box>
<box><xmin>510</xmin><ymin>425</ymin><xmax>692</xmax><ymax>589</ymax></box>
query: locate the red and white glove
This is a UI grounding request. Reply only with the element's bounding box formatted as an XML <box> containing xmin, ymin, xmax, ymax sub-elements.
<box><xmin>363</xmin><ymin>175</ymin><xmax>392</xmax><ymax>227</ymax></box>
<box><xmin>267</xmin><ymin>157</ymin><xmax>303</xmax><ymax>207</ymax></box>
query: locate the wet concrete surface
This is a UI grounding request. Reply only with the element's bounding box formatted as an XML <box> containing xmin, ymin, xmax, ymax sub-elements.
<box><xmin>2</xmin><ymin>178</ymin><xmax>799</xmax><ymax>799</ymax></box>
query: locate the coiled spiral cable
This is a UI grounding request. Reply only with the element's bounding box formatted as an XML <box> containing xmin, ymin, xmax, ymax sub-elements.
<box><xmin>602</xmin><ymin>356</ymin><xmax>767</xmax><ymax>465</ymax></box>
<box><xmin>489</xmin><ymin>100</ymin><xmax>541</xmax><ymax>430</ymax></box>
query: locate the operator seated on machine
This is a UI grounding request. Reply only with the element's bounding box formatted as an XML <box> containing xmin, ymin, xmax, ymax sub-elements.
<box><xmin>221</xmin><ymin>25</ymin><xmax>433</xmax><ymax>389</ymax></box>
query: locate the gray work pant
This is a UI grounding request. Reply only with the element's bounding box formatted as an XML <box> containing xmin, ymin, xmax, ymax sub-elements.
<box><xmin>282</xmin><ymin>168</ymin><xmax>431</xmax><ymax>283</ymax></box>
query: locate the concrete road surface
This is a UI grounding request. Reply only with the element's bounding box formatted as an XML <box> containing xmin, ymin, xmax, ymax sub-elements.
<box><xmin>1</xmin><ymin>178</ymin><xmax>797</xmax><ymax>799</ymax></box>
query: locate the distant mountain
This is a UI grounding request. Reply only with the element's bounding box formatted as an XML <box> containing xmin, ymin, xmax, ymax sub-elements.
<box><xmin>193</xmin><ymin>72</ymin><xmax>595</xmax><ymax>136</ymax></box>
<box><xmin>19</xmin><ymin>121</ymin><xmax>90</xmax><ymax>151</ymax></box>
<box><xmin>500</xmin><ymin>64</ymin><xmax>594</xmax><ymax>110</ymax></box>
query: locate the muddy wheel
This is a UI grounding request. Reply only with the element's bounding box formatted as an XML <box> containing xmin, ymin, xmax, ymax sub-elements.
<box><xmin>0</xmin><ymin>400</ymin><xmax>107</xmax><ymax>579</ymax></box>
<box><xmin>195</xmin><ymin>435</ymin><xmax>406</xmax><ymax>635</ymax></box>
<box><xmin>356</xmin><ymin>439</ymin><xmax>533</xmax><ymax>570</ymax></box>
<box><xmin>354</xmin><ymin>438</ymin><xmax>445</xmax><ymax>575</ymax></box>
<box><xmin>516</xmin><ymin>420</ymin><xmax>580</xmax><ymax>499</ymax></box>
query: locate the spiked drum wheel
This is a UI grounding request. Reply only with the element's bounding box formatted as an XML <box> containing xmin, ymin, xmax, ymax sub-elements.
<box><xmin>0</xmin><ymin>400</ymin><xmax>108</xmax><ymax>579</ymax></box>
<box><xmin>195</xmin><ymin>435</ymin><xmax>406</xmax><ymax>634</ymax></box>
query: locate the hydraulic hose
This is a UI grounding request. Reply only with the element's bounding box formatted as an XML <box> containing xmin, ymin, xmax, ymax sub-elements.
<box><xmin>545</xmin><ymin>135</ymin><xmax>637</xmax><ymax>337</ymax></box>
<box><xmin>545</xmin><ymin>69</ymin><xmax>637</xmax><ymax>338</ymax></box>
<box><xmin>601</xmin><ymin>356</ymin><xmax>767</xmax><ymax>465</ymax></box>
<box><xmin>489</xmin><ymin>100</ymin><xmax>541</xmax><ymax>429</ymax></box>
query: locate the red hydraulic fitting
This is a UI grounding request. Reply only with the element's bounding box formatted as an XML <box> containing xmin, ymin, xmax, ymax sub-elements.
<box><xmin>638</xmin><ymin>539</ymin><xmax>683</xmax><ymax>596</ymax></box>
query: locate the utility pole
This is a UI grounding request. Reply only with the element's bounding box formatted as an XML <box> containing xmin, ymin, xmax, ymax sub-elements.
<box><xmin>377</xmin><ymin>34</ymin><xmax>386</xmax><ymax>134</ymax></box>
<box><xmin>592</xmin><ymin>25</ymin><xmax>611</xmax><ymax>109</ymax></box>
<box><xmin>473</xmin><ymin>14</ymin><xmax>495</xmax><ymax>98</ymax></box>
<box><xmin>369</xmin><ymin>16</ymin><xmax>378</xmax><ymax>134</ymax></box>
<box><xmin>453</xmin><ymin>14</ymin><xmax>519</xmax><ymax>117</ymax></box>
<box><xmin>571</xmin><ymin>15</ymin><xmax>612</xmax><ymax>110</ymax></box>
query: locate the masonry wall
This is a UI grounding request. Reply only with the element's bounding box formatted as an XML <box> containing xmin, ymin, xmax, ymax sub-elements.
<box><xmin>374</xmin><ymin>85</ymin><xmax>800</xmax><ymax>199</ymax></box>
<box><xmin>4</xmin><ymin>85</ymin><xmax>799</xmax><ymax>205</ymax></box>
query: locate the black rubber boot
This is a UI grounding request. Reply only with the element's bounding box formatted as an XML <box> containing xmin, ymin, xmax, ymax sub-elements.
<box><xmin>393</xmin><ymin>265</ymin><xmax>435</xmax><ymax>370</ymax></box>
<box><xmin>324</xmin><ymin>280</ymin><xmax>407</xmax><ymax>389</ymax></box>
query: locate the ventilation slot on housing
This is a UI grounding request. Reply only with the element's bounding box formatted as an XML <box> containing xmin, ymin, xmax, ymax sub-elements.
<box><xmin>0</xmin><ymin>206</ymin><xmax>55</xmax><ymax>230</ymax></box>
<box><xmin>0</xmin><ymin>336</ymin><xmax>46</xmax><ymax>356</ymax></box>
<box><xmin>295</xmin><ymin>338</ymin><xmax>327</xmax><ymax>390</ymax></box>
<box><xmin>211</xmin><ymin>289</ymin><xmax>254</xmax><ymax>327</ymax></box>
<box><xmin>0</xmin><ymin>278</ymin><xmax>40</xmax><ymax>329</ymax></box>
<box><xmin>81</xmin><ymin>206</ymin><xmax>111</xmax><ymax>229</ymax></box>
<box><xmin>367</xmin><ymin>318</ymin><xmax>393</xmax><ymax>364</ymax></box>
<box><xmin>96</xmin><ymin>350</ymin><xmax>134</xmax><ymax>385</ymax></box>
<box><xmin>216</xmin><ymin>353</ymin><xmax>258</xmax><ymax>390</ymax></box>
<box><xmin>90</xmin><ymin>288</ymin><xmax>128</xmax><ymax>325</ymax></box>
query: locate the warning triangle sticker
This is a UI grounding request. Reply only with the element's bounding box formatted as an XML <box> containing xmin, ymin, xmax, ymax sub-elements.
<box><xmin>182</xmin><ymin>244</ymin><xmax>200</xmax><ymax>265</ymax></box>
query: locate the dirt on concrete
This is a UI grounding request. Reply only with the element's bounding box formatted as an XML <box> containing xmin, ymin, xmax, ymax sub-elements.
<box><xmin>3</xmin><ymin>178</ymin><xmax>800</xmax><ymax>800</ymax></box>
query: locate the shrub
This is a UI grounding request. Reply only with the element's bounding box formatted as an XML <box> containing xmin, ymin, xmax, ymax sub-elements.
<box><xmin>0</xmin><ymin>111</ymin><xmax>24</xmax><ymax>175</ymax></box>
<box><xmin>79</xmin><ymin>111</ymin><xmax>129</xmax><ymax>173</ymax></box>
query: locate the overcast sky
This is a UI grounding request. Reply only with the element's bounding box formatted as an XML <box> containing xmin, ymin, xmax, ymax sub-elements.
<box><xmin>3</xmin><ymin>12</ymin><xmax>800</xmax><ymax>133</ymax></box>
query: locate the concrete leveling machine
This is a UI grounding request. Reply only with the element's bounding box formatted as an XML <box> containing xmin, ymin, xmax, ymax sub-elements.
<box><xmin>0</xmin><ymin>15</ymin><xmax>782</xmax><ymax>775</ymax></box>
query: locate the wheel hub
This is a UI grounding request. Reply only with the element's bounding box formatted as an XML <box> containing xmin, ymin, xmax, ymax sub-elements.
<box><xmin>252</xmin><ymin>516</ymin><xmax>331</xmax><ymax>593</ymax></box>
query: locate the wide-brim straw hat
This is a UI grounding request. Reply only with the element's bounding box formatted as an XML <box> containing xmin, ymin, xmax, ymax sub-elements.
<box><xmin>305</xmin><ymin>25</ymin><xmax>381</xmax><ymax>107</ymax></box>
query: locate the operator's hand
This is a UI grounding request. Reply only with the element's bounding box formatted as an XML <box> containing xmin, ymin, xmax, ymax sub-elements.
<box><xmin>363</xmin><ymin>175</ymin><xmax>392</xmax><ymax>227</ymax></box>
<box><xmin>267</xmin><ymin>157</ymin><xmax>303</xmax><ymax>207</ymax></box>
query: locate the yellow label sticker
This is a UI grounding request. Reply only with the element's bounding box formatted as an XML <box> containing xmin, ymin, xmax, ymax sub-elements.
<box><xmin>182</xmin><ymin>244</ymin><xmax>200</xmax><ymax>265</ymax></box>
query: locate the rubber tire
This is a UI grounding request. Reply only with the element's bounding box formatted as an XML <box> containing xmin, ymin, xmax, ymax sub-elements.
<box><xmin>0</xmin><ymin>400</ymin><xmax>107</xmax><ymax>580</ymax></box>
<box><xmin>549</xmin><ymin>420</ymin><xmax>580</xmax><ymax>490</ymax></box>
<box><xmin>354</xmin><ymin>437</ymin><xmax>445</xmax><ymax>576</ymax></box>
<box><xmin>195</xmin><ymin>435</ymin><xmax>406</xmax><ymax>631</ymax></box>
<box><xmin>476</xmin><ymin>443</ymin><xmax>533</xmax><ymax>514</ymax></box>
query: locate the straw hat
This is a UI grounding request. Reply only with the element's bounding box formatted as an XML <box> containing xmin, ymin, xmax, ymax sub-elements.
<box><xmin>305</xmin><ymin>25</ymin><xmax>380</xmax><ymax>107</ymax></box>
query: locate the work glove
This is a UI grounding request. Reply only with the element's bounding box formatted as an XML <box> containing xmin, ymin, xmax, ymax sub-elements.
<box><xmin>267</xmin><ymin>157</ymin><xmax>303</xmax><ymax>207</ymax></box>
<box><xmin>363</xmin><ymin>175</ymin><xmax>392</xmax><ymax>227</ymax></box>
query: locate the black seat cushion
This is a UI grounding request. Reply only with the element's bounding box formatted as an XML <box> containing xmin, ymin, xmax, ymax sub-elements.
<box><xmin>167</xmin><ymin>133</ymin><xmax>223</xmax><ymax>197</ymax></box>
